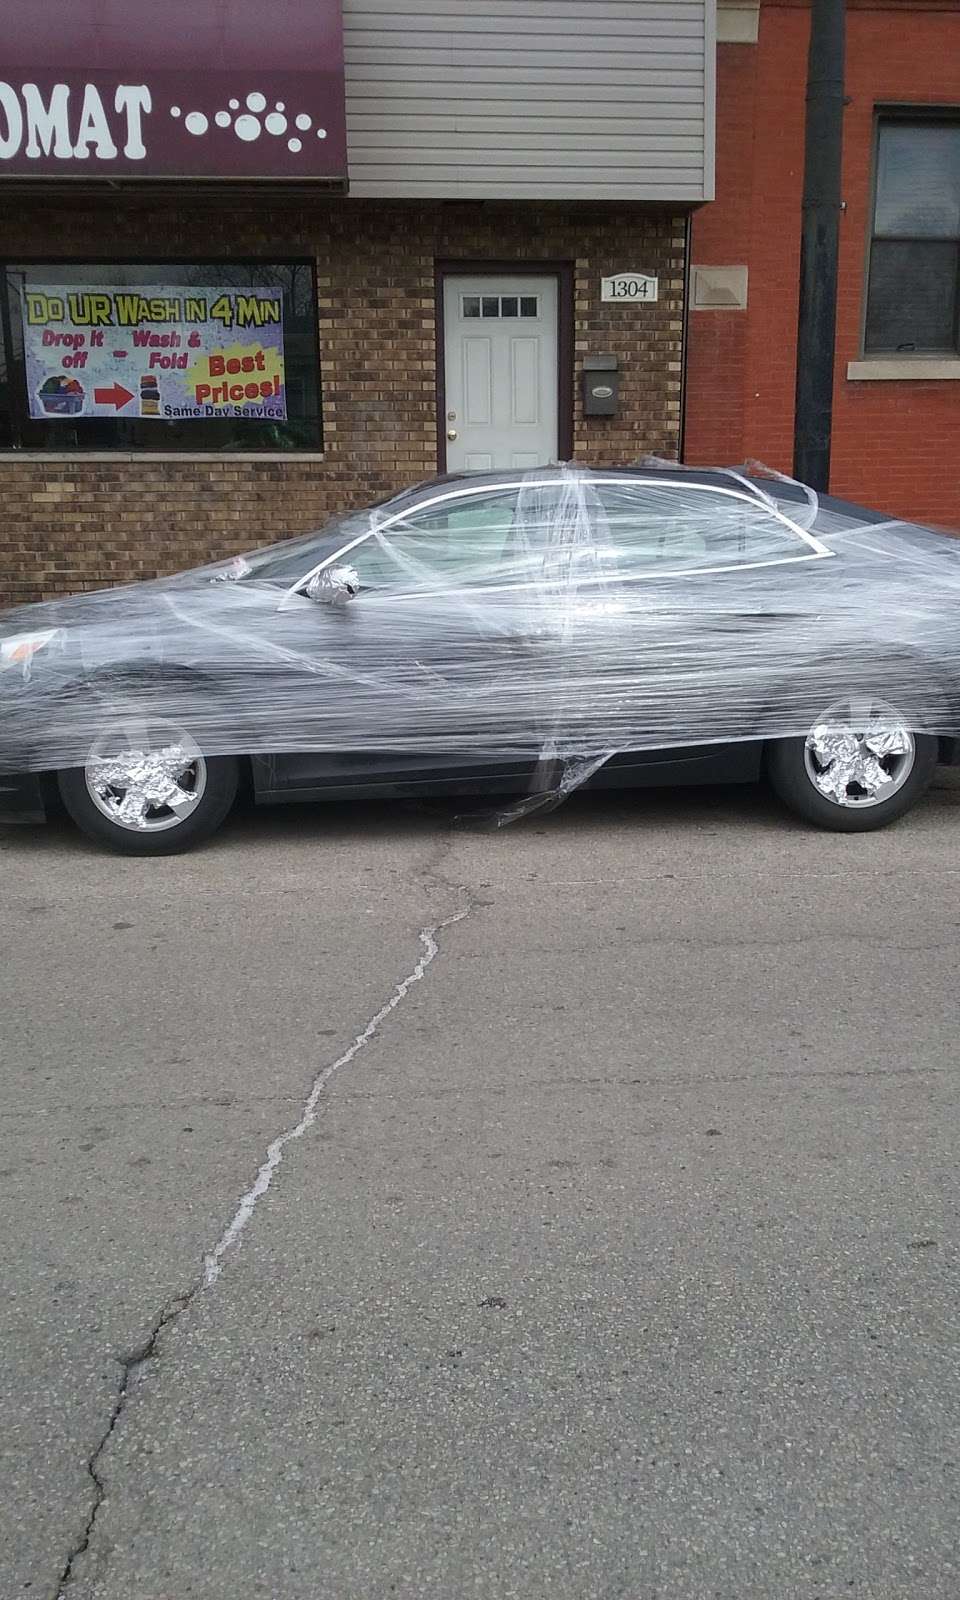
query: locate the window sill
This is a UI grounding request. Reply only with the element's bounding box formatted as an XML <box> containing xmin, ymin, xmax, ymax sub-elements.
<box><xmin>847</xmin><ymin>358</ymin><xmax>960</xmax><ymax>382</ymax></box>
<box><xmin>0</xmin><ymin>450</ymin><xmax>328</xmax><ymax>463</ymax></box>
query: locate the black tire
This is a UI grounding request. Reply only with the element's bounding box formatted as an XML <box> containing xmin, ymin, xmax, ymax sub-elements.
<box><xmin>58</xmin><ymin>752</ymin><xmax>239</xmax><ymax>856</ymax></box>
<box><xmin>766</xmin><ymin>729</ymin><xmax>938</xmax><ymax>832</ymax></box>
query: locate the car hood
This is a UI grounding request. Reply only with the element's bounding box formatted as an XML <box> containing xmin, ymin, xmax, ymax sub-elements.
<box><xmin>0</xmin><ymin>562</ymin><xmax>289</xmax><ymax>644</ymax></box>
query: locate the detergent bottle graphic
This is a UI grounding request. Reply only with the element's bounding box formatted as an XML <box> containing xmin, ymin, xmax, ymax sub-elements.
<box><xmin>139</xmin><ymin>372</ymin><xmax>160</xmax><ymax>417</ymax></box>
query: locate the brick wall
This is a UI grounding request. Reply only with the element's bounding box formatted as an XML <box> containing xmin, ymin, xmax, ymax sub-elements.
<box><xmin>0</xmin><ymin>199</ymin><xmax>685</xmax><ymax>605</ymax></box>
<box><xmin>685</xmin><ymin>0</ymin><xmax>960</xmax><ymax>527</ymax></box>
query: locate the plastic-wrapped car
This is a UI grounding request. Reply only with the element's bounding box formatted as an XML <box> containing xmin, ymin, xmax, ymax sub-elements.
<box><xmin>2</xmin><ymin>464</ymin><xmax>959</xmax><ymax>854</ymax></box>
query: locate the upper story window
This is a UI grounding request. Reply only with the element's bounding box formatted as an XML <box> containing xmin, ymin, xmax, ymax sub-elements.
<box><xmin>0</xmin><ymin>260</ymin><xmax>321</xmax><ymax>452</ymax></box>
<box><xmin>865</xmin><ymin>116</ymin><xmax>960</xmax><ymax>355</ymax></box>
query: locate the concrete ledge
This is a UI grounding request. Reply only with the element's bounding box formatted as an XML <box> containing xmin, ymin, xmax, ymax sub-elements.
<box><xmin>847</xmin><ymin>358</ymin><xmax>960</xmax><ymax>382</ymax></box>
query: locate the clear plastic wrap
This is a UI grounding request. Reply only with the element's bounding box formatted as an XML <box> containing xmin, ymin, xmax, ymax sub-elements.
<box><xmin>2</xmin><ymin>463</ymin><xmax>960</xmax><ymax>820</ymax></box>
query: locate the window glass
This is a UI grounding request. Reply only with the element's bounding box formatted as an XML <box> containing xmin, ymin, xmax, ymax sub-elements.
<box><xmin>345</xmin><ymin>481</ymin><xmax>811</xmax><ymax>595</ymax></box>
<box><xmin>866</xmin><ymin>119</ymin><xmax>960</xmax><ymax>355</ymax></box>
<box><xmin>459</xmin><ymin>294</ymin><xmax>541</xmax><ymax>321</ymax></box>
<box><xmin>592</xmin><ymin>484</ymin><xmax>809</xmax><ymax>574</ymax></box>
<box><xmin>865</xmin><ymin>239</ymin><xmax>958</xmax><ymax>352</ymax></box>
<box><xmin>875</xmin><ymin>123</ymin><xmax>960</xmax><ymax>238</ymax></box>
<box><xmin>0</xmin><ymin>304</ymin><xmax>11</xmax><ymax>447</ymax></box>
<box><xmin>1</xmin><ymin>260</ymin><xmax>321</xmax><ymax>451</ymax></box>
<box><xmin>348</xmin><ymin>492</ymin><xmax>523</xmax><ymax>590</ymax></box>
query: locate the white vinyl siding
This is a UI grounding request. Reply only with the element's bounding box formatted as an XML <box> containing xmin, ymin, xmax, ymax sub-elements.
<box><xmin>344</xmin><ymin>0</ymin><xmax>715</xmax><ymax>201</ymax></box>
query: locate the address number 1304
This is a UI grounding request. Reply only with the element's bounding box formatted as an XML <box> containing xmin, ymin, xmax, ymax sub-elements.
<box><xmin>600</xmin><ymin>273</ymin><xmax>659</xmax><ymax>303</ymax></box>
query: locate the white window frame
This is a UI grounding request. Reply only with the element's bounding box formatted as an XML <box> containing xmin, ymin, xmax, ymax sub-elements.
<box><xmin>279</xmin><ymin>477</ymin><xmax>833</xmax><ymax>609</ymax></box>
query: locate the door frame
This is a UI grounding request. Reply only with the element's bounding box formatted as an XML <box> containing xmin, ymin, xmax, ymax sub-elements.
<box><xmin>434</xmin><ymin>259</ymin><xmax>575</xmax><ymax>473</ymax></box>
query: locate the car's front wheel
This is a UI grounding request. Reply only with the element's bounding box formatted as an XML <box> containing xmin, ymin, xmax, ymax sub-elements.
<box><xmin>57</xmin><ymin>716</ymin><xmax>238</xmax><ymax>855</ymax></box>
<box><xmin>766</xmin><ymin>695</ymin><xmax>938</xmax><ymax>832</ymax></box>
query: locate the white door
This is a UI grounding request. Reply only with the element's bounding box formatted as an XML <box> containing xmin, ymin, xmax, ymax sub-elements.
<box><xmin>442</xmin><ymin>275</ymin><xmax>558</xmax><ymax>471</ymax></box>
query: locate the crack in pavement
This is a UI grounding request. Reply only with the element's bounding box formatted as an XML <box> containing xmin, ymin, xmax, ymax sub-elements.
<box><xmin>53</xmin><ymin>850</ymin><xmax>478</xmax><ymax>1596</ymax></box>
<box><xmin>55</xmin><ymin>1292</ymin><xmax>191</xmax><ymax>1599</ymax></box>
<box><xmin>202</xmin><ymin>896</ymin><xmax>473</xmax><ymax>1286</ymax></box>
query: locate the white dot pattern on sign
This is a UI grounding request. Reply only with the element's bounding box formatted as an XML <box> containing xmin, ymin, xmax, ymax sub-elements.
<box><xmin>167</xmin><ymin>98</ymin><xmax>324</xmax><ymax>151</ymax></box>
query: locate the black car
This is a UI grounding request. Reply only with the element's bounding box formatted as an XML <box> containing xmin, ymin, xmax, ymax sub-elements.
<box><xmin>2</xmin><ymin>465</ymin><xmax>959</xmax><ymax>854</ymax></box>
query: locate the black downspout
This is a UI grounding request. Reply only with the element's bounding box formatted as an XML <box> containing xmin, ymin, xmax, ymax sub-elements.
<box><xmin>792</xmin><ymin>0</ymin><xmax>846</xmax><ymax>490</ymax></box>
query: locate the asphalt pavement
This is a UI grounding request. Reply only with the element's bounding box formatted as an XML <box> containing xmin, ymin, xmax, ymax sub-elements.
<box><xmin>2</xmin><ymin>773</ymin><xmax>960</xmax><ymax>1599</ymax></box>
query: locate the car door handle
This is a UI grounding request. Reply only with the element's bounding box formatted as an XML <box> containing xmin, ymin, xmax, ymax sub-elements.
<box><xmin>511</xmin><ymin>634</ymin><xmax>556</xmax><ymax>652</ymax></box>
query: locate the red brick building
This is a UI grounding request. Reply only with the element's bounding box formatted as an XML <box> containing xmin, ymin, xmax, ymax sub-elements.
<box><xmin>684</xmin><ymin>0</ymin><xmax>960</xmax><ymax>527</ymax></box>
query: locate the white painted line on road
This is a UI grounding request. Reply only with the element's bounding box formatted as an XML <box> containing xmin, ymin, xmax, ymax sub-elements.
<box><xmin>202</xmin><ymin>905</ymin><xmax>469</xmax><ymax>1287</ymax></box>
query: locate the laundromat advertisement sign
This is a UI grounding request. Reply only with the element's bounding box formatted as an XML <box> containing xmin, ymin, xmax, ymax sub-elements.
<box><xmin>22</xmin><ymin>284</ymin><xmax>286</xmax><ymax>422</ymax></box>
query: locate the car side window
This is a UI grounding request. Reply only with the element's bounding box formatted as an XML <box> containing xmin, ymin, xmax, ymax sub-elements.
<box><xmin>346</xmin><ymin>490</ymin><xmax>524</xmax><ymax>591</ymax></box>
<box><xmin>594</xmin><ymin>483</ymin><xmax>813</xmax><ymax>576</ymax></box>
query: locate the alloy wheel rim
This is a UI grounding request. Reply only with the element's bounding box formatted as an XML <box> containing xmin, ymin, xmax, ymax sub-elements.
<box><xmin>803</xmin><ymin>697</ymin><xmax>916</xmax><ymax>808</ymax></box>
<box><xmin>84</xmin><ymin>722</ymin><xmax>207</xmax><ymax>832</ymax></box>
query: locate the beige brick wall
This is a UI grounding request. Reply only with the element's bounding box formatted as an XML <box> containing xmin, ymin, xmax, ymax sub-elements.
<box><xmin>0</xmin><ymin>197</ymin><xmax>686</xmax><ymax>605</ymax></box>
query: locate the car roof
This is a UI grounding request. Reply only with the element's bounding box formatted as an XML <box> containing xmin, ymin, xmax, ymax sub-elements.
<box><xmin>395</xmin><ymin>466</ymin><xmax>892</xmax><ymax>526</ymax></box>
<box><xmin>391</xmin><ymin>466</ymin><xmax>776</xmax><ymax>515</ymax></box>
<box><xmin>417</xmin><ymin>465</ymin><xmax>759</xmax><ymax>494</ymax></box>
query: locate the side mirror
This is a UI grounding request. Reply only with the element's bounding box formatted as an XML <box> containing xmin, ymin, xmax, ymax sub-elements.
<box><xmin>305</xmin><ymin>564</ymin><xmax>360</xmax><ymax>607</ymax></box>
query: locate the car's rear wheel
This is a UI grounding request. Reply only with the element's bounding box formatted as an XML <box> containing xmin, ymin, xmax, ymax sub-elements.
<box><xmin>766</xmin><ymin>694</ymin><xmax>938</xmax><ymax>832</ymax></box>
<box><xmin>57</xmin><ymin>714</ymin><xmax>238</xmax><ymax>855</ymax></box>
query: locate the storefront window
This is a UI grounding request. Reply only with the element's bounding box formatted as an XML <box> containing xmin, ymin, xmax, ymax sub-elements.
<box><xmin>0</xmin><ymin>260</ymin><xmax>322</xmax><ymax>450</ymax></box>
<box><xmin>0</xmin><ymin>311</ymin><xmax>11</xmax><ymax>449</ymax></box>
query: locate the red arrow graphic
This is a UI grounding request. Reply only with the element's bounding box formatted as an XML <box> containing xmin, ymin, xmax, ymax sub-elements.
<box><xmin>94</xmin><ymin>382</ymin><xmax>135</xmax><ymax>410</ymax></box>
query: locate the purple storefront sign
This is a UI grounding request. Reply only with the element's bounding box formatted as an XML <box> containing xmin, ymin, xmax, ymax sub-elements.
<box><xmin>0</xmin><ymin>0</ymin><xmax>346</xmax><ymax>180</ymax></box>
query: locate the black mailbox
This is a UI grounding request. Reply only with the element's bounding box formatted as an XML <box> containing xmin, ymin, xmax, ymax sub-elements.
<box><xmin>582</xmin><ymin>354</ymin><xmax>619</xmax><ymax>417</ymax></box>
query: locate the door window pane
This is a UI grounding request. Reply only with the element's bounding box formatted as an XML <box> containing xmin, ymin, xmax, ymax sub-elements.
<box><xmin>460</xmin><ymin>294</ymin><xmax>540</xmax><ymax>320</ymax></box>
